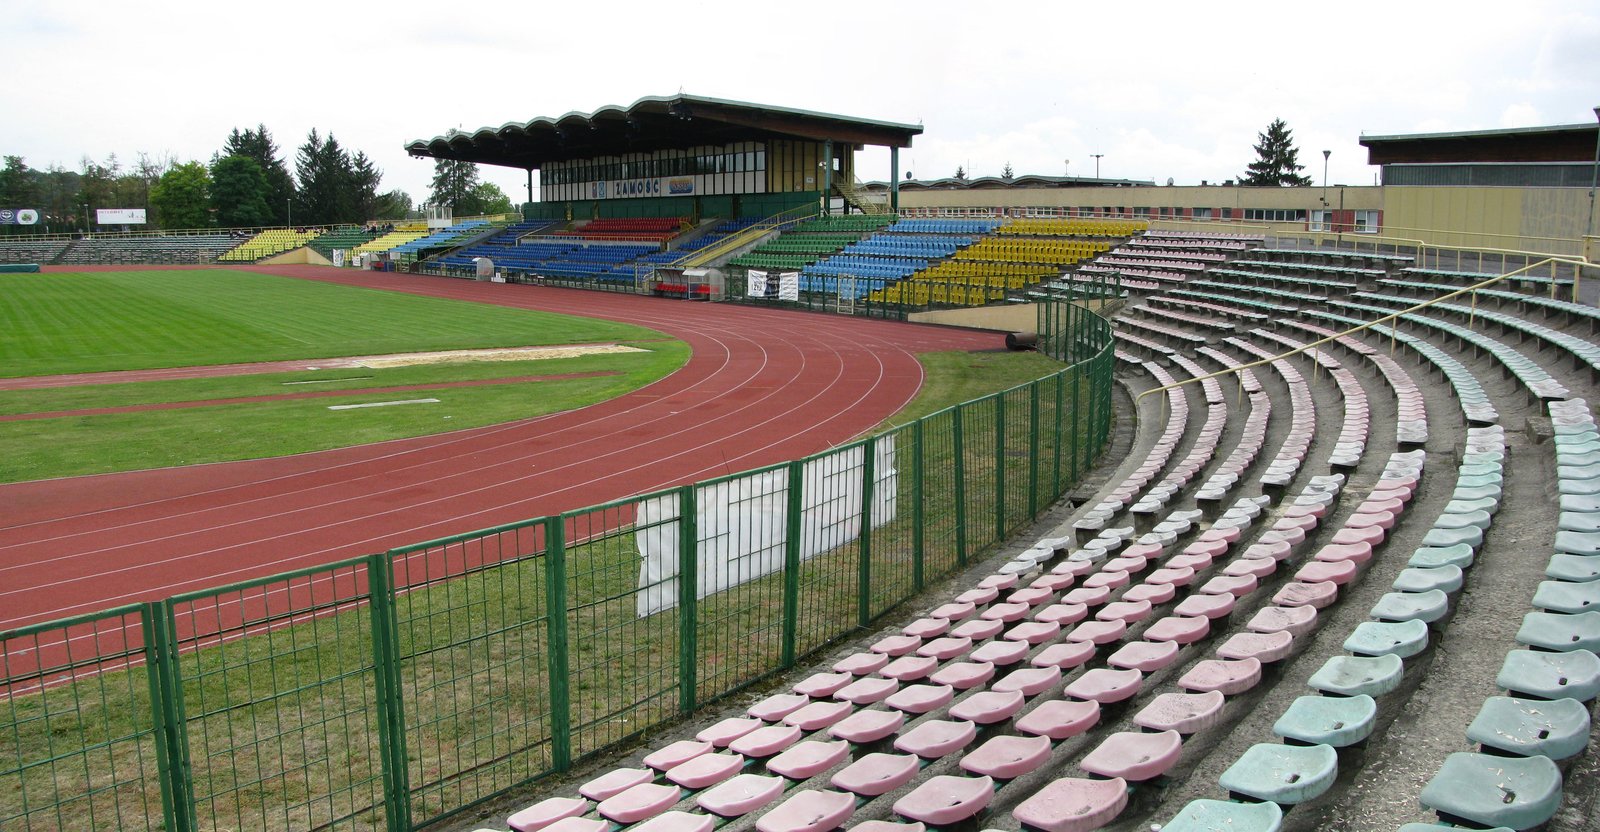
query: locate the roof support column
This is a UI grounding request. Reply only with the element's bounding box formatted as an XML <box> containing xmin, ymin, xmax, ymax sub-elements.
<box><xmin>890</xmin><ymin>147</ymin><xmax>900</xmax><ymax>215</ymax></box>
<box><xmin>822</xmin><ymin>139</ymin><xmax>833</xmax><ymax>216</ymax></box>
<box><xmin>526</xmin><ymin>168</ymin><xmax>534</xmax><ymax>208</ymax></box>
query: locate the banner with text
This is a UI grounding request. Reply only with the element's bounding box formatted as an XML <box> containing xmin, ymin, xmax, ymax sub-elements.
<box><xmin>0</xmin><ymin>208</ymin><xmax>40</xmax><ymax>225</ymax></box>
<box><xmin>96</xmin><ymin>208</ymin><xmax>147</xmax><ymax>225</ymax></box>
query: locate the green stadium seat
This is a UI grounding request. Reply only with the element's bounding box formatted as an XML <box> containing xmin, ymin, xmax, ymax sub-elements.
<box><xmin>1419</xmin><ymin>752</ymin><xmax>1562</xmax><ymax>830</ymax></box>
<box><xmin>1344</xmin><ymin>619</ymin><xmax>1430</xmax><ymax>658</ymax></box>
<box><xmin>1496</xmin><ymin>649</ymin><xmax>1600</xmax><ymax>701</ymax></box>
<box><xmin>1161</xmin><ymin>799</ymin><xmax>1283</xmax><ymax>832</ymax></box>
<box><xmin>1515</xmin><ymin>610</ymin><xmax>1600</xmax><ymax>652</ymax></box>
<box><xmin>1409</xmin><ymin>543</ymin><xmax>1475</xmax><ymax>569</ymax></box>
<box><xmin>1532</xmin><ymin>580</ymin><xmax>1600</xmax><ymax>613</ymax></box>
<box><xmin>1219</xmin><ymin>743</ymin><xmax>1338</xmax><ymax>804</ymax></box>
<box><xmin>1308</xmin><ymin>654</ymin><xmax>1405</xmax><ymax>697</ymax></box>
<box><xmin>1272</xmin><ymin>694</ymin><xmax>1377</xmax><ymax>747</ymax></box>
<box><xmin>1369</xmin><ymin>590</ymin><xmax>1450</xmax><ymax>624</ymax></box>
<box><xmin>1391</xmin><ymin>565</ymin><xmax>1464</xmax><ymax>594</ymax></box>
<box><xmin>1466</xmin><ymin>695</ymin><xmax>1591</xmax><ymax>760</ymax></box>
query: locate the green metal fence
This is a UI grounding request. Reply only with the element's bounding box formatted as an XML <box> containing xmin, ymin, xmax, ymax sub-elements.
<box><xmin>0</xmin><ymin>293</ymin><xmax>1114</xmax><ymax>832</ymax></box>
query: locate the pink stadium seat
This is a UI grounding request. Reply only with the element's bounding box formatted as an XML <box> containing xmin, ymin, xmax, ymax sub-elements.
<box><xmin>828</xmin><ymin>708</ymin><xmax>905</xmax><ymax>743</ymax></box>
<box><xmin>930</xmin><ymin>661</ymin><xmax>996</xmax><ymax>690</ymax></box>
<box><xmin>980</xmin><ymin>573</ymin><xmax>1019</xmax><ymax>590</ymax></box>
<box><xmin>1164</xmin><ymin>553</ymin><xmax>1215</xmax><ymax>571</ymax></box>
<box><xmin>1217</xmin><ymin>630</ymin><xmax>1295</xmax><ymax>664</ymax></box>
<box><xmin>1082</xmin><ymin>570</ymin><xmax>1131</xmax><ymax>590</ymax></box>
<box><xmin>894</xmin><ymin>719</ymin><xmax>977</xmax><ymax>759</ymax></box>
<box><xmin>1132</xmin><ymin>690</ymin><xmax>1227</xmax><ymax>734</ymax></box>
<box><xmin>885</xmin><ymin>684</ymin><xmax>955</xmax><ymax>714</ymax></box>
<box><xmin>982</xmin><ymin>601</ymin><xmax>1032</xmax><ymax>622</ymax></box>
<box><xmin>597</xmin><ymin>782</ymin><xmax>681</xmax><ymax>824</ymax></box>
<box><xmin>969</xmin><ymin>639</ymin><xmax>1029</xmax><ymax>665</ymax></box>
<box><xmin>894</xmin><ymin>775</ymin><xmax>994</xmax><ymax>825</ymax></box>
<box><xmin>1274</xmin><ymin>581</ymin><xmax>1339</xmax><ymax>608</ymax></box>
<box><xmin>666</xmin><ymin>752</ymin><xmax>743</xmax><ymax>789</ymax></box>
<box><xmin>902</xmin><ymin>618</ymin><xmax>950</xmax><ymax>639</ymax></box>
<box><xmin>1144</xmin><ymin>615</ymin><xmax>1211</xmax><ymax>644</ymax></box>
<box><xmin>1066</xmin><ymin>619</ymin><xmax>1127</xmax><ymax>645</ymax></box>
<box><xmin>1079</xmin><ymin>730</ymin><xmax>1183</xmax><ymax>781</ymax></box>
<box><xmin>961</xmin><ymin>734</ymin><xmax>1052</xmax><ymax>779</ymax></box>
<box><xmin>916</xmin><ymin>636</ymin><xmax>974</xmax><ymax>660</ymax></box>
<box><xmin>993</xmin><ymin>666</ymin><xmax>1062</xmax><ymax>696</ymax></box>
<box><xmin>698</xmin><ymin>717</ymin><xmax>762</xmax><ymax>747</ymax></box>
<box><xmin>580</xmin><ymin>768</ymin><xmax>653</xmax><ymax>801</ymax></box>
<box><xmin>1247</xmin><ymin>604</ymin><xmax>1317</xmax><ymax>638</ymax></box>
<box><xmin>1005</xmin><ymin>621</ymin><xmax>1062</xmax><ymax>644</ymax></box>
<box><xmin>697</xmin><ymin>774</ymin><xmax>785</xmax><ymax>818</ymax></box>
<box><xmin>831</xmin><ymin>753</ymin><xmax>920</xmax><ymax>796</ymax></box>
<box><xmin>1179</xmin><ymin>657</ymin><xmax>1263</xmax><ymax>695</ymax></box>
<box><xmin>956</xmin><ymin>586</ymin><xmax>1000</xmax><ymax>606</ymax></box>
<box><xmin>766</xmin><ymin>740</ymin><xmax>851</xmax><ymax>780</ymax></box>
<box><xmin>950</xmin><ymin>618</ymin><xmax>1004</xmax><ymax>640</ymax></box>
<box><xmin>794</xmin><ymin>673</ymin><xmax>853</xmax><ymax>697</ymax></box>
<box><xmin>729</xmin><ymin>724</ymin><xmax>803</xmax><ymax>758</ymax></box>
<box><xmin>756</xmin><ymin>789</ymin><xmax>855</xmax><ymax>832</ymax></box>
<box><xmin>1313</xmin><ymin>542</ymin><xmax>1374</xmax><ymax>564</ymax></box>
<box><xmin>1222</xmin><ymin>557</ymin><xmax>1277</xmax><ymax>578</ymax></box>
<box><xmin>1198</xmin><ymin>574</ymin><xmax>1258</xmax><ymax>597</ymax></box>
<box><xmin>631</xmin><ymin>812</ymin><xmax>714</xmax><ymax>832</ymax></box>
<box><xmin>750</xmin><ymin>694</ymin><xmax>809</xmax><ymax>722</ymax></box>
<box><xmin>1035</xmin><ymin>602</ymin><xmax>1089</xmax><ymax>625</ymax></box>
<box><xmin>872</xmin><ymin>635</ymin><xmax>922</xmax><ymax>656</ymax></box>
<box><xmin>1123</xmin><ymin>582</ymin><xmax>1177</xmax><ymax>604</ymax></box>
<box><xmin>1107</xmin><ymin>639</ymin><xmax>1181</xmax><ymax>672</ymax></box>
<box><xmin>509</xmin><ymin>796</ymin><xmax>589</xmax><ymax>832</ymax></box>
<box><xmin>1031</xmin><ymin>640</ymin><xmax>1096</xmax><ymax>669</ymax></box>
<box><xmin>1009</xmin><ymin>586</ymin><xmax>1055</xmax><ymax>606</ymax></box>
<box><xmin>948</xmin><ymin>689</ymin><xmax>1027</xmax><ymax>724</ymax></box>
<box><xmin>1173</xmin><ymin>593</ymin><xmax>1236</xmax><ymax>619</ymax></box>
<box><xmin>1015</xmin><ymin>698</ymin><xmax>1100</xmax><ymax>740</ymax></box>
<box><xmin>1294</xmin><ymin>560</ymin><xmax>1359</xmax><ymax>585</ymax></box>
<box><xmin>835</xmin><ymin>676</ymin><xmax>899</xmax><ymax>705</ymax></box>
<box><xmin>1064</xmin><ymin>668</ymin><xmax>1142</xmax><ymax>703</ymax></box>
<box><xmin>645</xmin><ymin>740</ymin><xmax>713</xmax><ymax>772</ymax></box>
<box><xmin>879</xmin><ymin>655</ymin><xmax>939</xmax><ymax>681</ymax></box>
<box><xmin>541</xmin><ymin>818</ymin><xmax>608</xmax><ymax>832</ymax></box>
<box><xmin>1011</xmin><ymin>777</ymin><xmax>1128</xmax><ymax>832</ymax></box>
<box><xmin>1097</xmin><ymin>599</ymin><xmax>1154</xmax><ymax>623</ymax></box>
<box><xmin>930</xmin><ymin>601</ymin><xmax>977</xmax><ymax>621</ymax></box>
<box><xmin>783</xmin><ymin>701</ymin><xmax>854</xmax><ymax>731</ymax></box>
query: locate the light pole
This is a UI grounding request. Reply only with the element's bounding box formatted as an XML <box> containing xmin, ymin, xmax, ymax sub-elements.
<box><xmin>82</xmin><ymin>203</ymin><xmax>90</xmax><ymax>236</ymax></box>
<box><xmin>287</xmin><ymin>198</ymin><xmax>293</xmax><ymax>230</ymax></box>
<box><xmin>1321</xmin><ymin>150</ymin><xmax>1331</xmax><ymax>231</ymax></box>
<box><xmin>1092</xmin><ymin>154</ymin><xmax>1104</xmax><ymax>179</ymax></box>
<box><xmin>1587</xmin><ymin>106</ymin><xmax>1600</xmax><ymax>239</ymax></box>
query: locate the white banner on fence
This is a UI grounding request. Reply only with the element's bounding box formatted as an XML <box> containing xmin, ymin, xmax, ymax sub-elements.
<box><xmin>777</xmin><ymin>271</ymin><xmax>800</xmax><ymax>302</ymax></box>
<box><xmin>747</xmin><ymin>269</ymin><xmax>768</xmax><ymax>298</ymax></box>
<box><xmin>331</xmin><ymin>249</ymin><xmax>346</xmax><ymax>268</ymax></box>
<box><xmin>635</xmin><ymin>442</ymin><xmax>898</xmax><ymax>616</ymax></box>
<box><xmin>96</xmin><ymin>208</ymin><xmax>146</xmax><ymax>225</ymax></box>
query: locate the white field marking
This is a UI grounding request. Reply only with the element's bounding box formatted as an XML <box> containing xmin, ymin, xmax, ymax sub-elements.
<box><xmin>283</xmin><ymin>376</ymin><xmax>373</xmax><ymax>385</ymax></box>
<box><xmin>327</xmin><ymin>398</ymin><xmax>440</xmax><ymax>411</ymax></box>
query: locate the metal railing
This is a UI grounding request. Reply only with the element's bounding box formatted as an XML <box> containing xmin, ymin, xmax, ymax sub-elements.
<box><xmin>1130</xmin><ymin>255</ymin><xmax>1593</xmax><ymax>408</ymax></box>
<box><xmin>0</xmin><ymin>295</ymin><xmax>1115</xmax><ymax>832</ymax></box>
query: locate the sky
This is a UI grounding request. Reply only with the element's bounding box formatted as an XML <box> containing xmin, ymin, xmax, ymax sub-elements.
<box><xmin>3</xmin><ymin>1</ymin><xmax>1597</xmax><ymax>209</ymax></box>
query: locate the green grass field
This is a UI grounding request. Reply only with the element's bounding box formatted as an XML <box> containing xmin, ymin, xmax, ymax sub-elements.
<box><xmin>0</xmin><ymin>269</ymin><xmax>688</xmax><ymax>482</ymax></box>
<box><xmin>0</xmin><ymin>269</ymin><xmax>655</xmax><ymax>378</ymax></box>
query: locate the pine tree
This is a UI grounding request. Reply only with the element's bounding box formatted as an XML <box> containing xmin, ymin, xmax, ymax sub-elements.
<box><xmin>429</xmin><ymin>159</ymin><xmax>482</xmax><ymax>214</ymax></box>
<box><xmin>953</xmin><ymin>165</ymin><xmax>967</xmax><ymax>180</ymax></box>
<box><xmin>210</xmin><ymin>155</ymin><xmax>273</xmax><ymax>227</ymax></box>
<box><xmin>1242</xmin><ymin>118</ymin><xmax>1313</xmax><ymax>186</ymax></box>
<box><xmin>1001</xmin><ymin>162</ymin><xmax>1014</xmax><ymax>180</ymax></box>
<box><xmin>223</xmin><ymin>125</ymin><xmax>295</xmax><ymax>224</ymax></box>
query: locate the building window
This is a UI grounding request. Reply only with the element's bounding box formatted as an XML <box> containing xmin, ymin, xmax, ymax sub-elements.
<box><xmin>1192</xmin><ymin>207</ymin><xmax>1213</xmax><ymax>221</ymax></box>
<box><xmin>1354</xmin><ymin>210</ymin><xmax>1379</xmax><ymax>233</ymax></box>
<box><xmin>1309</xmin><ymin>210</ymin><xmax>1333</xmax><ymax>231</ymax></box>
<box><xmin>1243</xmin><ymin>208</ymin><xmax>1308</xmax><ymax>222</ymax></box>
<box><xmin>1133</xmin><ymin>207</ymin><xmax>1150</xmax><ymax>217</ymax></box>
<box><xmin>1221</xmin><ymin>207</ymin><xmax>1234</xmax><ymax>220</ymax></box>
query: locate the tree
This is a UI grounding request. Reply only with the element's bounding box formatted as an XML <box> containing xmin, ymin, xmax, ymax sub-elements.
<box><xmin>953</xmin><ymin>165</ymin><xmax>967</xmax><ymax>180</ymax></box>
<box><xmin>372</xmin><ymin>189</ymin><xmax>413</xmax><ymax>220</ymax></box>
<box><xmin>1001</xmin><ymin>162</ymin><xmax>1014</xmax><ymax>180</ymax></box>
<box><xmin>294</xmin><ymin>129</ymin><xmax>359</xmax><ymax>225</ymax></box>
<box><xmin>149</xmin><ymin>162</ymin><xmax>212</xmax><ymax>229</ymax></box>
<box><xmin>429</xmin><ymin>158</ymin><xmax>481</xmax><ymax>215</ymax></box>
<box><xmin>350</xmin><ymin>151</ymin><xmax>382</xmax><ymax>222</ymax></box>
<box><xmin>469</xmin><ymin>182</ymin><xmax>514</xmax><ymax>216</ymax></box>
<box><xmin>210</xmin><ymin>155</ymin><xmax>273</xmax><ymax>227</ymax></box>
<box><xmin>223</xmin><ymin>125</ymin><xmax>295</xmax><ymax>225</ymax></box>
<box><xmin>1242</xmin><ymin>118</ymin><xmax>1313</xmax><ymax>186</ymax></box>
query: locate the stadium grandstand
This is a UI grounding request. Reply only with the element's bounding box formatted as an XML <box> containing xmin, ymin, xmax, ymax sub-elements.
<box><xmin>5</xmin><ymin>96</ymin><xmax>1600</xmax><ymax>832</ymax></box>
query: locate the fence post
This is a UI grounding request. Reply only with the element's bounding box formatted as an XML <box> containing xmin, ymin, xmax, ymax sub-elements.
<box><xmin>367</xmin><ymin>554</ymin><xmax>413</xmax><ymax>832</ymax></box>
<box><xmin>677</xmin><ymin>485</ymin><xmax>699</xmax><ymax>714</ymax></box>
<box><xmin>543</xmin><ymin>516</ymin><xmax>572</xmax><ymax>773</ymax></box>
<box><xmin>858</xmin><ymin>438</ymin><xmax>876</xmax><ymax>627</ymax></box>
<box><xmin>911</xmin><ymin>422</ymin><xmax>925</xmax><ymax>592</ymax></box>
<box><xmin>1053</xmin><ymin>370</ymin><xmax>1065</xmax><ymax>498</ymax></box>
<box><xmin>994</xmin><ymin>393</ymin><xmax>1006</xmax><ymax>541</ymax></box>
<box><xmin>780</xmin><ymin>460</ymin><xmax>803</xmax><ymax>667</ymax></box>
<box><xmin>953</xmin><ymin>405</ymin><xmax>967</xmax><ymax>566</ymax></box>
<box><xmin>1028</xmin><ymin>381</ymin><xmax>1040</xmax><ymax>517</ymax></box>
<box><xmin>1070</xmin><ymin>362</ymin><xmax>1082</xmax><ymax>481</ymax></box>
<box><xmin>142</xmin><ymin>602</ymin><xmax>196</xmax><ymax>832</ymax></box>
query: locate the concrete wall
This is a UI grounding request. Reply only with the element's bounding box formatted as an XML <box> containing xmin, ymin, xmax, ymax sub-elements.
<box><xmin>909</xmin><ymin>303</ymin><xmax>1039</xmax><ymax>332</ymax></box>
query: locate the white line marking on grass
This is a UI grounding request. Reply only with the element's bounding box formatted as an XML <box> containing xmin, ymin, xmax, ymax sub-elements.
<box><xmin>327</xmin><ymin>398</ymin><xmax>440</xmax><ymax>411</ymax></box>
<box><xmin>283</xmin><ymin>376</ymin><xmax>374</xmax><ymax>385</ymax></box>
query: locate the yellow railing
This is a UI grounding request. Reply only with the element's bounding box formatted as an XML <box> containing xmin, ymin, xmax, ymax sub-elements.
<box><xmin>665</xmin><ymin>204</ymin><xmax>820</xmax><ymax>270</ymax></box>
<box><xmin>1129</xmin><ymin>256</ymin><xmax>1594</xmax><ymax>409</ymax></box>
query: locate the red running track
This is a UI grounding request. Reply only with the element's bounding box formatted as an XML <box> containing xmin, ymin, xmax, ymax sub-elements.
<box><xmin>0</xmin><ymin>265</ymin><xmax>998</xmax><ymax>632</ymax></box>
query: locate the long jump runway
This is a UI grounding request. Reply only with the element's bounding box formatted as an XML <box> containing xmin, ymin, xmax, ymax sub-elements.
<box><xmin>0</xmin><ymin>265</ymin><xmax>998</xmax><ymax>633</ymax></box>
